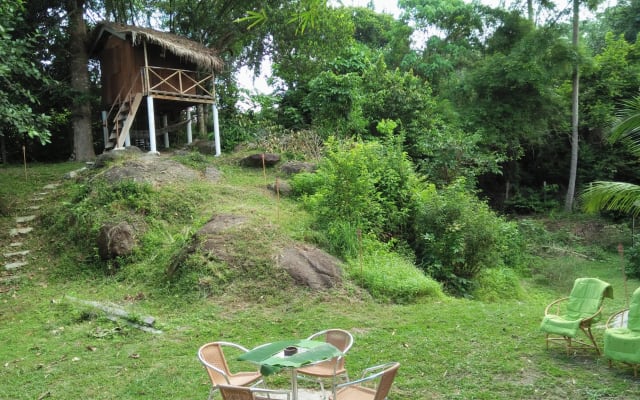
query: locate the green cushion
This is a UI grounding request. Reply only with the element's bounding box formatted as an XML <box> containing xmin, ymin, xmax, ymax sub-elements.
<box><xmin>604</xmin><ymin>286</ymin><xmax>640</xmax><ymax>364</ymax></box>
<box><xmin>540</xmin><ymin>278</ymin><xmax>613</xmax><ymax>338</ymax></box>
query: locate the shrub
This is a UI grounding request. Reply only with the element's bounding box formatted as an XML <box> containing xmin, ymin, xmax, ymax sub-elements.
<box><xmin>303</xmin><ymin>135</ymin><xmax>421</xmax><ymax>258</ymax></box>
<box><xmin>412</xmin><ymin>179</ymin><xmax>522</xmax><ymax>296</ymax></box>
<box><xmin>472</xmin><ymin>267</ymin><xmax>525</xmax><ymax>302</ymax></box>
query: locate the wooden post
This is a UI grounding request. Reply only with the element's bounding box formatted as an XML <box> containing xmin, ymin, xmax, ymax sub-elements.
<box><xmin>163</xmin><ymin>114</ymin><xmax>169</xmax><ymax>148</ymax></box>
<box><xmin>147</xmin><ymin>95</ymin><xmax>157</xmax><ymax>153</ymax></box>
<box><xmin>101</xmin><ymin>110</ymin><xmax>109</xmax><ymax>150</ymax></box>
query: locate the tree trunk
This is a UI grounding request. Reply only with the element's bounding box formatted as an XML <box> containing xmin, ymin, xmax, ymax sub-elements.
<box><xmin>0</xmin><ymin>134</ymin><xmax>6</xmax><ymax>164</ymax></box>
<box><xmin>565</xmin><ymin>0</ymin><xmax>580</xmax><ymax>212</ymax></box>
<box><xmin>527</xmin><ymin>0</ymin><xmax>534</xmax><ymax>22</ymax></box>
<box><xmin>67</xmin><ymin>0</ymin><xmax>95</xmax><ymax>161</ymax></box>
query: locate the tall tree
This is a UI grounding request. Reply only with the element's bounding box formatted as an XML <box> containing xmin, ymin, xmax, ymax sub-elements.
<box><xmin>66</xmin><ymin>0</ymin><xmax>95</xmax><ymax>161</ymax></box>
<box><xmin>565</xmin><ymin>0</ymin><xmax>603</xmax><ymax>211</ymax></box>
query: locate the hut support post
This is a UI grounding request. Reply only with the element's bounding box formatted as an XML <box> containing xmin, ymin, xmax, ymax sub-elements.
<box><xmin>186</xmin><ymin>108</ymin><xmax>193</xmax><ymax>144</ymax></box>
<box><xmin>101</xmin><ymin>111</ymin><xmax>109</xmax><ymax>150</ymax></box>
<box><xmin>212</xmin><ymin>103</ymin><xmax>221</xmax><ymax>156</ymax></box>
<box><xmin>163</xmin><ymin>115</ymin><xmax>169</xmax><ymax>148</ymax></box>
<box><xmin>147</xmin><ymin>95</ymin><xmax>158</xmax><ymax>153</ymax></box>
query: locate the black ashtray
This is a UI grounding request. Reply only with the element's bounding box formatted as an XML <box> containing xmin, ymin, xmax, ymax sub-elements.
<box><xmin>284</xmin><ymin>346</ymin><xmax>298</xmax><ymax>356</ymax></box>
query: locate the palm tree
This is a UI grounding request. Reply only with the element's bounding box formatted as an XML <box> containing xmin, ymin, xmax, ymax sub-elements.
<box><xmin>581</xmin><ymin>94</ymin><xmax>640</xmax><ymax>216</ymax></box>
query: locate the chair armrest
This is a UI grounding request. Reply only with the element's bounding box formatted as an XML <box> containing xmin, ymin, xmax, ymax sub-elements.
<box><xmin>606</xmin><ymin>309</ymin><xmax>629</xmax><ymax>328</ymax></box>
<box><xmin>217</xmin><ymin>341</ymin><xmax>251</xmax><ymax>352</ymax></box>
<box><xmin>544</xmin><ymin>297</ymin><xmax>569</xmax><ymax>315</ymax></box>
<box><xmin>334</xmin><ymin>362</ymin><xmax>396</xmax><ymax>390</ymax></box>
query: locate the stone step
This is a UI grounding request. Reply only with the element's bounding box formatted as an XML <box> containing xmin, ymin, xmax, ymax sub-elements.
<box><xmin>28</xmin><ymin>206</ymin><xmax>41</xmax><ymax>210</ymax></box>
<box><xmin>4</xmin><ymin>261</ymin><xmax>28</xmax><ymax>270</ymax></box>
<box><xmin>3</xmin><ymin>250</ymin><xmax>30</xmax><ymax>258</ymax></box>
<box><xmin>16</xmin><ymin>215</ymin><xmax>36</xmax><ymax>223</ymax></box>
<box><xmin>9</xmin><ymin>242</ymin><xmax>23</xmax><ymax>247</ymax></box>
<box><xmin>0</xmin><ymin>275</ymin><xmax>23</xmax><ymax>283</ymax></box>
<box><xmin>43</xmin><ymin>183</ymin><xmax>59</xmax><ymax>190</ymax></box>
<box><xmin>9</xmin><ymin>227</ymin><xmax>33</xmax><ymax>236</ymax></box>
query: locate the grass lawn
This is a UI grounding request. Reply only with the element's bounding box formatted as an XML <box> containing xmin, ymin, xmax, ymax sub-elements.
<box><xmin>1</xmin><ymin>160</ymin><xmax>640</xmax><ymax>399</ymax></box>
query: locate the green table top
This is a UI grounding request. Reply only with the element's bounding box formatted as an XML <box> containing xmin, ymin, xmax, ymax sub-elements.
<box><xmin>238</xmin><ymin>339</ymin><xmax>342</xmax><ymax>376</ymax></box>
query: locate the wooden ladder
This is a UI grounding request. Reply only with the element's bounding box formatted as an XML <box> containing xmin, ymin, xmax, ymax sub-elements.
<box><xmin>105</xmin><ymin>92</ymin><xmax>143</xmax><ymax>150</ymax></box>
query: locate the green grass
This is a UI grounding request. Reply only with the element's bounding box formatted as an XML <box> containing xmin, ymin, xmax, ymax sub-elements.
<box><xmin>1</xmin><ymin>160</ymin><xmax>640</xmax><ymax>399</ymax></box>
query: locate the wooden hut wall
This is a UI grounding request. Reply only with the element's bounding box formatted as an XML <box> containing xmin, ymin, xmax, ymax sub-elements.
<box><xmin>100</xmin><ymin>36</ymin><xmax>144</xmax><ymax>106</ymax></box>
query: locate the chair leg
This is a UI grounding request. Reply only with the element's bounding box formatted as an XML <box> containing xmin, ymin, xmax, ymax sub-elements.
<box><xmin>583</xmin><ymin>327</ymin><xmax>601</xmax><ymax>355</ymax></box>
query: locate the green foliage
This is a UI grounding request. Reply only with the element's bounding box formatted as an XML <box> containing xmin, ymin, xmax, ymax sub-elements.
<box><xmin>0</xmin><ymin>0</ymin><xmax>52</xmax><ymax>143</ymax></box>
<box><xmin>412</xmin><ymin>179</ymin><xmax>523</xmax><ymax>296</ymax></box>
<box><xmin>625</xmin><ymin>236</ymin><xmax>640</xmax><ymax>280</ymax></box>
<box><xmin>303</xmin><ymin>135</ymin><xmax>421</xmax><ymax>258</ymax></box>
<box><xmin>346</xmin><ymin>238</ymin><xmax>444</xmax><ymax>303</ymax></box>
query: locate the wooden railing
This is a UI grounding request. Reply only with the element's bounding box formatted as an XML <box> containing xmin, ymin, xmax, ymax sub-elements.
<box><xmin>143</xmin><ymin>66</ymin><xmax>215</xmax><ymax>101</ymax></box>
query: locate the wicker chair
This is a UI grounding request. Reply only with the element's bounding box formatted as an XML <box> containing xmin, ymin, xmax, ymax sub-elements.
<box><xmin>218</xmin><ymin>384</ymin><xmax>291</xmax><ymax>400</ymax></box>
<box><xmin>295</xmin><ymin>329</ymin><xmax>354</xmax><ymax>399</ymax></box>
<box><xmin>540</xmin><ymin>277</ymin><xmax>613</xmax><ymax>355</ymax></box>
<box><xmin>329</xmin><ymin>362</ymin><xmax>400</xmax><ymax>400</ymax></box>
<box><xmin>604</xmin><ymin>286</ymin><xmax>640</xmax><ymax>376</ymax></box>
<box><xmin>198</xmin><ymin>342</ymin><xmax>264</xmax><ymax>400</ymax></box>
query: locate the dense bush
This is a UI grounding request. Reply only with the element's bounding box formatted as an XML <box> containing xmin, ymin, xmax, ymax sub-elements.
<box><xmin>297</xmin><ymin>135</ymin><xmax>421</xmax><ymax>258</ymax></box>
<box><xmin>411</xmin><ymin>179</ymin><xmax>523</xmax><ymax>296</ymax></box>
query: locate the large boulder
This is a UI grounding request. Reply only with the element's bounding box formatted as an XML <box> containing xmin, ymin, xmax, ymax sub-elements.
<box><xmin>277</xmin><ymin>244</ymin><xmax>342</xmax><ymax>290</ymax></box>
<box><xmin>241</xmin><ymin>153</ymin><xmax>280</xmax><ymax>168</ymax></box>
<box><xmin>97</xmin><ymin>222</ymin><xmax>135</xmax><ymax>260</ymax></box>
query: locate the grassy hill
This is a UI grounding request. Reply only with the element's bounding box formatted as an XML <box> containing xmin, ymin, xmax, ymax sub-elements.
<box><xmin>1</xmin><ymin>154</ymin><xmax>640</xmax><ymax>399</ymax></box>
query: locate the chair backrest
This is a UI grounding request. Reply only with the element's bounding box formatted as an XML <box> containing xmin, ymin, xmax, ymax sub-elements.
<box><xmin>198</xmin><ymin>342</ymin><xmax>232</xmax><ymax>386</ymax></box>
<box><xmin>566</xmin><ymin>277</ymin><xmax>613</xmax><ymax>320</ymax></box>
<box><xmin>218</xmin><ymin>385</ymin><xmax>255</xmax><ymax>400</ymax></box>
<box><xmin>308</xmin><ymin>329</ymin><xmax>354</xmax><ymax>369</ymax></box>
<box><xmin>373</xmin><ymin>362</ymin><xmax>400</xmax><ymax>400</ymax></box>
<box><xmin>628</xmin><ymin>287</ymin><xmax>640</xmax><ymax>331</ymax></box>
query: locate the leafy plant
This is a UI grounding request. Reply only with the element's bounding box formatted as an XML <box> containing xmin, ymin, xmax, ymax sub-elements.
<box><xmin>412</xmin><ymin>179</ymin><xmax>522</xmax><ymax>296</ymax></box>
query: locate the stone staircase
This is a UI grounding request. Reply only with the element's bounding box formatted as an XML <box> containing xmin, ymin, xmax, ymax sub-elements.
<box><xmin>2</xmin><ymin>183</ymin><xmax>59</xmax><ymax>288</ymax></box>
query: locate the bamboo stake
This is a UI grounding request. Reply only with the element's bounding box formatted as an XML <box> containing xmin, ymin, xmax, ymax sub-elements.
<box><xmin>22</xmin><ymin>145</ymin><xmax>27</xmax><ymax>181</ymax></box>
<box><xmin>276</xmin><ymin>176</ymin><xmax>280</xmax><ymax>221</ymax></box>
<box><xmin>619</xmin><ymin>243</ymin><xmax>629</xmax><ymax>307</ymax></box>
<box><xmin>262</xmin><ymin>153</ymin><xmax>267</xmax><ymax>186</ymax></box>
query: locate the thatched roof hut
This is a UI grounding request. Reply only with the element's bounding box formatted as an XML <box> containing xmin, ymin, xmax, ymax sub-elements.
<box><xmin>89</xmin><ymin>22</ymin><xmax>224</xmax><ymax>154</ymax></box>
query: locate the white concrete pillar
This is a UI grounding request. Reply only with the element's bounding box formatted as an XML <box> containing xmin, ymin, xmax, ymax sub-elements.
<box><xmin>186</xmin><ymin>108</ymin><xmax>193</xmax><ymax>144</ymax></box>
<box><xmin>147</xmin><ymin>96</ymin><xmax>157</xmax><ymax>153</ymax></box>
<box><xmin>212</xmin><ymin>103</ymin><xmax>221</xmax><ymax>156</ymax></box>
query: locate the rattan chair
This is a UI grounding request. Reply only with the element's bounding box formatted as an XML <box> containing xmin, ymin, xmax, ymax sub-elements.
<box><xmin>329</xmin><ymin>362</ymin><xmax>400</xmax><ymax>400</ymax></box>
<box><xmin>218</xmin><ymin>384</ymin><xmax>291</xmax><ymax>400</ymax></box>
<box><xmin>540</xmin><ymin>277</ymin><xmax>613</xmax><ymax>355</ymax></box>
<box><xmin>198</xmin><ymin>342</ymin><xmax>264</xmax><ymax>400</ymax></box>
<box><xmin>295</xmin><ymin>329</ymin><xmax>353</xmax><ymax>399</ymax></box>
<box><xmin>604</xmin><ymin>286</ymin><xmax>640</xmax><ymax>376</ymax></box>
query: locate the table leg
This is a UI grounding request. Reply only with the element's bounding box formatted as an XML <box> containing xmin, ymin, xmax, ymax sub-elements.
<box><xmin>291</xmin><ymin>369</ymin><xmax>298</xmax><ymax>400</ymax></box>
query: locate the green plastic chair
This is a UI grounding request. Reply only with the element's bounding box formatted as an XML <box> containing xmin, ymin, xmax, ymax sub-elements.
<box><xmin>540</xmin><ymin>277</ymin><xmax>613</xmax><ymax>355</ymax></box>
<box><xmin>604</xmin><ymin>286</ymin><xmax>640</xmax><ymax>376</ymax></box>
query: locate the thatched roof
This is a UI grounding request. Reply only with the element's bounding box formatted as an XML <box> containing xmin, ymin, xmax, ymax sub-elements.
<box><xmin>90</xmin><ymin>22</ymin><xmax>223</xmax><ymax>71</ymax></box>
